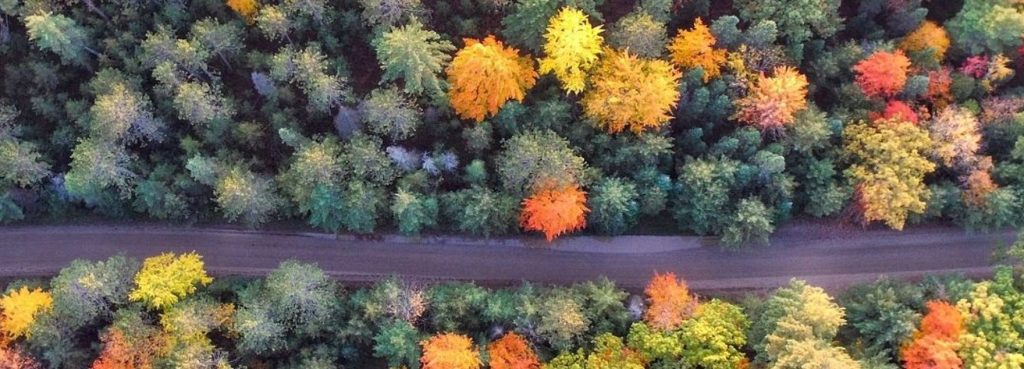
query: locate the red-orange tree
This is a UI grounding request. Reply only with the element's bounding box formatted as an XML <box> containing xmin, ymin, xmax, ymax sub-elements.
<box><xmin>853</xmin><ymin>50</ymin><xmax>911</xmax><ymax>99</ymax></box>
<box><xmin>91</xmin><ymin>328</ymin><xmax>161</xmax><ymax>369</ymax></box>
<box><xmin>0</xmin><ymin>345</ymin><xmax>42</xmax><ymax>369</ymax></box>
<box><xmin>643</xmin><ymin>272</ymin><xmax>696</xmax><ymax>331</ymax></box>
<box><xmin>900</xmin><ymin>300</ymin><xmax>964</xmax><ymax>369</ymax></box>
<box><xmin>488</xmin><ymin>333</ymin><xmax>540</xmax><ymax>369</ymax></box>
<box><xmin>447</xmin><ymin>35</ymin><xmax>538</xmax><ymax>122</ymax></box>
<box><xmin>520</xmin><ymin>185</ymin><xmax>589</xmax><ymax>241</ymax></box>
<box><xmin>421</xmin><ymin>333</ymin><xmax>481</xmax><ymax>369</ymax></box>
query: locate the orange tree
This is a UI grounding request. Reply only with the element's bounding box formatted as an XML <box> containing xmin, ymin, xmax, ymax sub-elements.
<box><xmin>667</xmin><ymin>18</ymin><xmax>726</xmax><ymax>82</ymax></box>
<box><xmin>520</xmin><ymin>185</ymin><xmax>589</xmax><ymax>241</ymax></box>
<box><xmin>488</xmin><ymin>332</ymin><xmax>540</xmax><ymax>369</ymax></box>
<box><xmin>643</xmin><ymin>272</ymin><xmax>695</xmax><ymax>331</ymax></box>
<box><xmin>581</xmin><ymin>48</ymin><xmax>681</xmax><ymax>134</ymax></box>
<box><xmin>420</xmin><ymin>333</ymin><xmax>481</xmax><ymax>369</ymax></box>
<box><xmin>733</xmin><ymin>66</ymin><xmax>809</xmax><ymax>131</ymax></box>
<box><xmin>853</xmin><ymin>50</ymin><xmax>911</xmax><ymax>99</ymax></box>
<box><xmin>447</xmin><ymin>35</ymin><xmax>538</xmax><ymax>122</ymax></box>
<box><xmin>900</xmin><ymin>300</ymin><xmax>964</xmax><ymax>369</ymax></box>
<box><xmin>898</xmin><ymin>21</ymin><xmax>950</xmax><ymax>63</ymax></box>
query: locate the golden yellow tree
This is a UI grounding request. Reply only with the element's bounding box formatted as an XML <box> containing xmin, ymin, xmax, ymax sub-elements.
<box><xmin>538</xmin><ymin>7</ymin><xmax>604</xmax><ymax>94</ymax></box>
<box><xmin>226</xmin><ymin>0</ymin><xmax>259</xmax><ymax>23</ymax></box>
<box><xmin>0</xmin><ymin>286</ymin><xmax>52</xmax><ymax>342</ymax></box>
<box><xmin>667</xmin><ymin>18</ymin><xmax>726</xmax><ymax>82</ymax></box>
<box><xmin>129</xmin><ymin>252</ymin><xmax>214</xmax><ymax>310</ymax></box>
<box><xmin>733</xmin><ymin>66</ymin><xmax>809</xmax><ymax>130</ymax></box>
<box><xmin>843</xmin><ymin>119</ymin><xmax>935</xmax><ymax>230</ymax></box>
<box><xmin>582</xmin><ymin>48</ymin><xmax>681</xmax><ymax>134</ymax></box>
<box><xmin>421</xmin><ymin>333</ymin><xmax>481</xmax><ymax>369</ymax></box>
<box><xmin>898</xmin><ymin>21</ymin><xmax>950</xmax><ymax>62</ymax></box>
<box><xmin>447</xmin><ymin>35</ymin><xmax>538</xmax><ymax>122</ymax></box>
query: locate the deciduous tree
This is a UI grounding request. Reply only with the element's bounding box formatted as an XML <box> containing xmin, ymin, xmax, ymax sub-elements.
<box><xmin>733</xmin><ymin>66</ymin><xmax>809</xmax><ymax>130</ymax></box>
<box><xmin>607</xmin><ymin>12</ymin><xmax>667</xmax><ymax>58</ymax></box>
<box><xmin>853</xmin><ymin>50</ymin><xmax>911</xmax><ymax>99</ymax></box>
<box><xmin>24</xmin><ymin>12</ymin><xmax>94</xmax><ymax>66</ymax></box>
<box><xmin>227</xmin><ymin>0</ymin><xmax>259</xmax><ymax>23</ymax></box>
<box><xmin>0</xmin><ymin>286</ymin><xmax>52</xmax><ymax>341</ymax></box>
<box><xmin>373</xmin><ymin>21</ymin><xmax>455</xmax><ymax>98</ymax></box>
<box><xmin>447</xmin><ymin>35</ymin><xmax>537</xmax><ymax>122</ymax></box>
<box><xmin>496</xmin><ymin>130</ymin><xmax>586</xmax><ymax>196</ymax></box>
<box><xmin>420</xmin><ymin>333</ymin><xmax>481</xmax><ymax>369</ymax></box>
<box><xmin>898</xmin><ymin>21</ymin><xmax>950</xmax><ymax>62</ymax></box>
<box><xmin>668</xmin><ymin>18</ymin><xmax>726</xmax><ymax>82</ymax></box>
<box><xmin>643</xmin><ymin>272</ymin><xmax>695</xmax><ymax>331</ymax></box>
<box><xmin>586</xmin><ymin>177</ymin><xmax>639</xmax><ymax>235</ymax></box>
<box><xmin>128</xmin><ymin>252</ymin><xmax>213</xmax><ymax>310</ymax></box>
<box><xmin>214</xmin><ymin>166</ymin><xmax>281</xmax><ymax>227</ymax></box>
<box><xmin>581</xmin><ymin>48</ymin><xmax>681</xmax><ymax>134</ymax></box>
<box><xmin>538</xmin><ymin>7</ymin><xmax>604</xmax><ymax>94</ymax></box>
<box><xmin>488</xmin><ymin>333</ymin><xmax>540</xmax><ymax>369</ymax></box>
<box><xmin>946</xmin><ymin>0</ymin><xmax>1024</xmax><ymax>55</ymax></box>
<box><xmin>520</xmin><ymin>185</ymin><xmax>589</xmax><ymax>241</ymax></box>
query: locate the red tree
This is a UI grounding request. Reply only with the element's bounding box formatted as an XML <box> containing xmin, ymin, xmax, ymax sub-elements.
<box><xmin>853</xmin><ymin>50</ymin><xmax>911</xmax><ymax>99</ymax></box>
<box><xmin>488</xmin><ymin>333</ymin><xmax>540</xmax><ymax>369</ymax></box>
<box><xmin>520</xmin><ymin>185</ymin><xmax>589</xmax><ymax>241</ymax></box>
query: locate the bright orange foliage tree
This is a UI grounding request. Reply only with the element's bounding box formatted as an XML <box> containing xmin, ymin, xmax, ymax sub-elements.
<box><xmin>581</xmin><ymin>48</ymin><xmax>681</xmax><ymax>134</ymax></box>
<box><xmin>447</xmin><ymin>35</ymin><xmax>538</xmax><ymax>122</ymax></box>
<box><xmin>226</xmin><ymin>0</ymin><xmax>259</xmax><ymax>23</ymax></box>
<box><xmin>421</xmin><ymin>333</ymin><xmax>481</xmax><ymax>369</ymax></box>
<box><xmin>899</xmin><ymin>21</ymin><xmax>950</xmax><ymax>62</ymax></box>
<box><xmin>91</xmin><ymin>328</ymin><xmax>161</xmax><ymax>369</ymax></box>
<box><xmin>853</xmin><ymin>50</ymin><xmax>911</xmax><ymax>99</ymax></box>
<box><xmin>488</xmin><ymin>333</ymin><xmax>540</xmax><ymax>369</ymax></box>
<box><xmin>520</xmin><ymin>185</ymin><xmax>589</xmax><ymax>241</ymax></box>
<box><xmin>901</xmin><ymin>300</ymin><xmax>964</xmax><ymax>369</ymax></box>
<box><xmin>733</xmin><ymin>66</ymin><xmax>809</xmax><ymax>130</ymax></box>
<box><xmin>0</xmin><ymin>286</ymin><xmax>52</xmax><ymax>342</ymax></box>
<box><xmin>667</xmin><ymin>18</ymin><xmax>726</xmax><ymax>82</ymax></box>
<box><xmin>878</xmin><ymin>100</ymin><xmax>918</xmax><ymax>124</ymax></box>
<box><xmin>643</xmin><ymin>272</ymin><xmax>696</xmax><ymax>331</ymax></box>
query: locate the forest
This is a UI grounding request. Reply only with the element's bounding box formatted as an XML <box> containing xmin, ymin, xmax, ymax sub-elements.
<box><xmin>2</xmin><ymin>250</ymin><xmax>1024</xmax><ymax>368</ymax></box>
<box><xmin>1</xmin><ymin>0</ymin><xmax>1024</xmax><ymax>245</ymax></box>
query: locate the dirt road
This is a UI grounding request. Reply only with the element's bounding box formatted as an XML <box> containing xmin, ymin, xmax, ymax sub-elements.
<box><xmin>0</xmin><ymin>224</ymin><xmax>1013</xmax><ymax>292</ymax></box>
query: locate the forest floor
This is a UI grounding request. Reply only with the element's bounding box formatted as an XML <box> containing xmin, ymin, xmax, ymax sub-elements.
<box><xmin>0</xmin><ymin>222</ymin><xmax>1013</xmax><ymax>294</ymax></box>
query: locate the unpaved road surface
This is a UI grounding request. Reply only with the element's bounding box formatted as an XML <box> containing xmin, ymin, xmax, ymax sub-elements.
<box><xmin>0</xmin><ymin>224</ymin><xmax>1013</xmax><ymax>292</ymax></box>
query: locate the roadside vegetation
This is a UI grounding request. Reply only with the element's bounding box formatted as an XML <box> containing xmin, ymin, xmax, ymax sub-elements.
<box><xmin>1</xmin><ymin>0</ymin><xmax>1023</xmax><ymax>246</ymax></box>
<box><xmin>2</xmin><ymin>249</ymin><xmax>1024</xmax><ymax>368</ymax></box>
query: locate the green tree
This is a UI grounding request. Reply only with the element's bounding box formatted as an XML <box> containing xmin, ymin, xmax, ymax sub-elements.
<box><xmin>373</xmin><ymin>21</ymin><xmax>455</xmax><ymax>98</ymax></box>
<box><xmin>0</xmin><ymin>139</ymin><xmax>49</xmax><ymax>190</ymax></box>
<box><xmin>391</xmin><ymin>188</ymin><xmax>439</xmax><ymax>236</ymax></box>
<box><xmin>626</xmin><ymin>322</ymin><xmax>682</xmax><ymax>362</ymax></box>
<box><xmin>751</xmin><ymin>280</ymin><xmax>860</xmax><ymax>368</ymax></box>
<box><xmin>721</xmin><ymin>197</ymin><xmax>774</xmax><ymax>247</ymax></box>
<box><xmin>374</xmin><ymin>320</ymin><xmax>422</xmax><ymax>369</ymax></box>
<box><xmin>839</xmin><ymin>278</ymin><xmax>922</xmax><ymax>362</ymax></box>
<box><xmin>946</xmin><ymin>0</ymin><xmax>1024</xmax><ymax>55</ymax></box>
<box><xmin>537</xmin><ymin>289</ymin><xmax>590</xmax><ymax>351</ymax></box>
<box><xmin>732</xmin><ymin>0</ymin><xmax>841</xmax><ymax>59</ymax></box>
<box><xmin>24</xmin><ymin>11</ymin><xmax>95</xmax><ymax>65</ymax></box>
<box><xmin>587</xmin><ymin>177</ymin><xmax>639</xmax><ymax>235</ymax></box>
<box><xmin>496</xmin><ymin>130</ymin><xmax>586</xmax><ymax>196</ymax></box>
<box><xmin>361</xmin><ymin>87</ymin><xmax>422</xmax><ymax>141</ymax></box>
<box><xmin>956</xmin><ymin>266</ymin><xmax>1024</xmax><ymax>368</ymax></box>
<box><xmin>426</xmin><ymin>282</ymin><xmax>488</xmax><ymax>332</ymax></box>
<box><xmin>89</xmin><ymin>81</ymin><xmax>163</xmax><ymax>144</ymax></box>
<box><xmin>48</xmin><ymin>256</ymin><xmax>139</xmax><ymax>331</ymax></box>
<box><xmin>263</xmin><ymin>260</ymin><xmax>339</xmax><ymax>338</ymax></box>
<box><xmin>64</xmin><ymin>139</ymin><xmax>134</xmax><ymax>204</ymax></box>
<box><xmin>214</xmin><ymin>166</ymin><xmax>281</xmax><ymax>227</ymax></box>
<box><xmin>173</xmin><ymin>82</ymin><xmax>234</xmax><ymax>128</ymax></box>
<box><xmin>359</xmin><ymin>0</ymin><xmax>424</xmax><ymax>27</ymax></box>
<box><xmin>607</xmin><ymin>11</ymin><xmax>667</xmax><ymax>58</ymax></box>
<box><xmin>574</xmin><ymin>277</ymin><xmax>630</xmax><ymax>336</ymax></box>
<box><xmin>440</xmin><ymin>186</ymin><xmax>519</xmax><ymax>236</ymax></box>
<box><xmin>342</xmin><ymin>133</ymin><xmax>398</xmax><ymax>187</ymax></box>
<box><xmin>673</xmin><ymin>157</ymin><xmax>738</xmax><ymax>236</ymax></box>
<box><xmin>270</xmin><ymin>45</ymin><xmax>349</xmax><ymax>113</ymax></box>
<box><xmin>340</xmin><ymin>180</ymin><xmax>387</xmax><ymax>234</ymax></box>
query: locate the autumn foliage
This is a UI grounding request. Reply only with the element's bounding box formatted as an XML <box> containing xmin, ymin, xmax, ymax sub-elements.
<box><xmin>581</xmin><ymin>48</ymin><xmax>681</xmax><ymax>134</ymax></box>
<box><xmin>643</xmin><ymin>272</ymin><xmax>696</xmax><ymax>331</ymax></box>
<box><xmin>853</xmin><ymin>50</ymin><xmax>911</xmax><ymax>99</ymax></box>
<box><xmin>488</xmin><ymin>333</ymin><xmax>540</xmax><ymax>369</ymax></box>
<box><xmin>901</xmin><ymin>301</ymin><xmax>964</xmax><ymax>369</ymax></box>
<box><xmin>0</xmin><ymin>286</ymin><xmax>52</xmax><ymax>342</ymax></box>
<box><xmin>878</xmin><ymin>100</ymin><xmax>919</xmax><ymax>124</ymax></box>
<box><xmin>668</xmin><ymin>18</ymin><xmax>727</xmax><ymax>82</ymax></box>
<box><xmin>520</xmin><ymin>185</ymin><xmax>589</xmax><ymax>241</ymax></box>
<box><xmin>129</xmin><ymin>252</ymin><xmax>214</xmax><ymax>310</ymax></box>
<box><xmin>538</xmin><ymin>7</ymin><xmax>604</xmax><ymax>94</ymax></box>
<box><xmin>0</xmin><ymin>345</ymin><xmax>42</xmax><ymax>369</ymax></box>
<box><xmin>733</xmin><ymin>66</ymin><xmax>809</xmax><ymax>130</ymax></box>
<box><xmin>899</xmin><ymin>21</ymin><xmax>950</xmax><ymax>62</ymax></box>
<box><xmin>91</xmin><ymin>329</ymin><xmax>161</xmax><ymax>369</ymax></box>
<box><xmin>447</xmin><ymin>36</ymin><xmax>538</xmax><ymax>122</ymax></box>
<box><xmin>226</xmin><ymin>0</ymin><xmax>259</xmax><ymax>23</ymax></box>
<box><xmin>420</xmin><ymin>333</ymin><xmax>481</xmax><ymax>369</ymax></box>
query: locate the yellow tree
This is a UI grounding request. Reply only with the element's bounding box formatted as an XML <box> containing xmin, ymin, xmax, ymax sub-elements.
<box><xmin>582</xmin><ymin>48</ymin><xmax>681</xmax><ymax>134</ymax></box>
<box><xmin>421</xmin><ymin>333</ymin><xmax>481</xmax><ymax>369</ymax></box>
<box><xmin>538</xmin><ymin>7</ymin><xmax>604</xmax><ymax>94</ymax></box>
<box><xmin>898</xmin><ymin>21</ymin><xmax>950</xmax><ymax>62</ymax></box>
<box><xmin>129</xmin><ymin>252</ymin><xmax>214</xmax><ymax>310</ymax></box>
<box><xmin>843</xmin><ymin>119</ymin><xmax>935</xmax><ymax>230</ymax></box>
<box><xmin>447</xmin><ymin>35</ymin><xmax>538</xmax><ymax>122</ymax></box>
<box><xmin>667</xmin><ymin>18</ymin><xmax>726</xmax><ymax>82</ymax></box>
<box><xmin>0</xmin><ymin>286</ymin><xmax>52</xmax><ymax>342</ymax></box>
<box><xmin>733</xmin><ymin>66</ymin><xmax>809</xmax><ymax>131</ymax></box>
